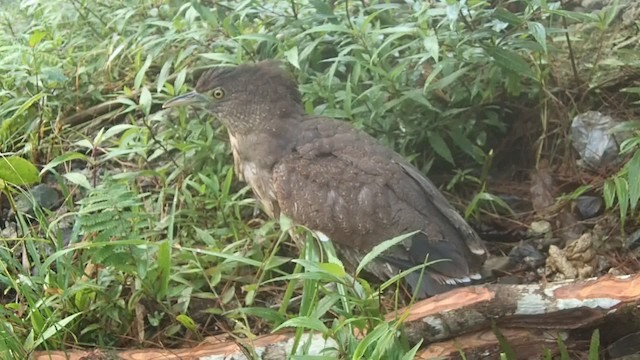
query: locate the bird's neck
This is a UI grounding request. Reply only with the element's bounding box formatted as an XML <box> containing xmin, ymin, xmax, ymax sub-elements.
<box><xmin>231</xmin><ymin>120</ymin><xmax>300</xmax><ymax>170</ymax></box>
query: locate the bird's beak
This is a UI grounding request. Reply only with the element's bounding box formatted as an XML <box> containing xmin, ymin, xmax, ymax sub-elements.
<box><xmin>162</xmin><ymin>91</ymin><xmax>209</xmax><ymax>109</ymax></box>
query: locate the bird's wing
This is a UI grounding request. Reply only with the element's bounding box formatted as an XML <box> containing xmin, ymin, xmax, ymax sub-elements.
<box><xmin>272</xmin><ymin>117</ymin><xmax>485</xmax><ymax>287</ymax></box>
<box><xmin>396</xmin><ymin>162</ymin><xmax>487</xmax><ymax>257</ymax></box>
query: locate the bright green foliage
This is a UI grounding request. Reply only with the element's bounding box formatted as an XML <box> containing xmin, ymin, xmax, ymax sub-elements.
<box><xmin>602</xmin><ymin>118</ymin><xmax>640</xmax><ymax>228</ymax></box>
<box><xmin>0</xmin><ymin>156</ymin><xmax>40</xmax><ymax>185</ymax></box>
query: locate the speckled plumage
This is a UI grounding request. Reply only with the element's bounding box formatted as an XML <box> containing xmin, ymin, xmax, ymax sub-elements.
<box><xmin>169</xmin><ymin>61</ymin><xmax>487</xmax><ymax>297</ymax></box>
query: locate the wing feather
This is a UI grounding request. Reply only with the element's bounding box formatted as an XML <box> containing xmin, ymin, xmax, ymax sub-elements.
<box><xmin>271</xmin><ymin>117</ymin><xmax>486</xmax><ymax>291</ymax></box>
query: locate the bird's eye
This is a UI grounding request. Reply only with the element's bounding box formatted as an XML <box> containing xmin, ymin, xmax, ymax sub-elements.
<box><xmin>212</xmin><ymin>87</ymin><xmax>225</xmax><ymax>99</ymax></box>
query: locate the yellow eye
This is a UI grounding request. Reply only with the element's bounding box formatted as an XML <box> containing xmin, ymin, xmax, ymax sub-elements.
<box><xmin>212</xmin><ymin>87</ymin><xmax>225</xmax><ymax>99</ymax></box>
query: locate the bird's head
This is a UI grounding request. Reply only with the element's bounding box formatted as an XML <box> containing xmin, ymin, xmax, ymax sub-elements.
<box><xmin>163</xmin><ymin>61</ymin><xmax>303</xmax><ymax>134</ymax></box>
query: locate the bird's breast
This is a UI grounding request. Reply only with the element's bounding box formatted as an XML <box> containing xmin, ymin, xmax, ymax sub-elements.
<box><xmin>228</xmin><ymin>132</ymin><xmax>244</xmax><ymax>182</ymax></box>
<box><xmin>241</xmin><ymin>161</ymin><xmax>279</xmax><ymax>218</ymax></box>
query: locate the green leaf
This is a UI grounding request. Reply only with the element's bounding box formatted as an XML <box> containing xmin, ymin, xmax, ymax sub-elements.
<box><xmin>546</xmin><ymin>9</ymin><xmax>598</xmax><ymax>23</ymax></box>
<box><xmin>63</xmin><ymin>172</ymin><xmax>93</xmax><ymax>189</ymax></box>
<box><xmin>300</xmin><ymin>23</ymin><xmax>350</xmax><ymax>35</ymax></box>
<box><xmin>231</xmin><ymin>307</ymin><xmax>287</xmax><ymax>324</ymax></box>
<box><xmin>176</xmin><ymin>314</ymin><xmax>197</xmax><ymax>332</ymax></box>
<box><xmin>492</xmin><ymin>321</ymin><xmax>517</xmax><ymax>360</ymax></box>
<box><xmin>429</xmin><ymin>65</ymin><xmax>469</xmax><ymax>91</ymax></box>
<box><xmin>157</xmin><ymin>58</ymin><xmax>173</xmax><ymax>93</ymax></box>
<box><xmin>174</xmin><ymin>69</ymin><xmax>187</xmax><ymax>94</ymax></box>
<box><xmin>194</xmin><ymin>227</ymin><xmax>216</xmax><ymax>246</ymax></box>
<box><xmin>310</xmin><ymin>292</ymin><xmax>340</xmax><ymax>319</ymax></box>
<box><xmin>74</xmin><ymin>139</ymin><xmax>94</xmax><ymax>150</ymax></box>
<box><xmin>199</xmin><ymin>53</ymin><xmax>238</xmax><ymax>64</ymax></box>
<box><xmin>31</xmin><ymin>313</ymin><xmax>82</xmax><ymax>350</ymax></box>
<box><xmin>134</xmin><ymin>55</ymin><xmax>153</xmax><ymax>90</ymax></box>
<box><xmin>8</xmin><ymin>93</ymin><xmax>45</xmax><ymax>121</ymax></box>
<box><xmin>448</xmin><ymin>129</ymin><xmax>484</xmax><ymax>163</ymax></box>
<box><xmin>615</xmin><ymin>176</ymin><xmax>629</xmax><ymax>225</ymax></box>
<box><xmin>107</xmin><ymin>44</ymin><xmax>125</xmax><ymax>66</ymax></box>
<box><xmin>427</xmin><ymin>131</ymin><xmax>454</xmax><ymax>164</ymax></box>
<box><xmin>139</xmin><ymin>86</ymin><xmax>152</xmax><ymax>116</ymax></box>
<box><xmin>493</xmin><ymin>7</ymin><xmax>524</xmax><ymax>26</ymax></box>
<box><xmin>273</xmin><ymin>316</ymin><xmax>328</xmax><ymax>333</ymax></box>
<box><xmin>557</xmin><ymin>333</ymin><xmax>570</xmax><ymax>360</ymax></box>
<box><xmin>181</xmin><ymin>247</ymin><xmax>263</xmax><ymax>268</ymax></box>
<box><xmin>234</xmin><ymin>34</ymin><xmax>277</xmax><ymax>43</ymax></box>
<box><xmin>190</xmin><ymin>0</ymin><xmax>218</xmax><ymax>27</ymax></box>
<box><xmin>317</xmin><ymin>262</ymin><xmax>346</xmax><ymax>277</ymax></box>
<box><xmin>588</xmin><ymin>329</ymin><xmax>600</xmax><ymax>360</ymax></box>
<box><xmin>401</xmin><ymin>341</ymin><xmax>424</xmax><ymax>360</ymax></box>
<box><xmin>527</xmin><ymin>21</ymin><xmax>547</xmax><ymax>53</ymax></box>
<box><xmin>627</xmin><ymin>150</ymin><xmax>640</xmax><ymax>212</ymax></box>
<box><xmin>484</xmin><ymin>46</ymin><xmax>537</xmax><ymax>80</ymax></box>
<box><xmin>603</xmin><ymin>179</ymin><xmax>615</xmax><ymax>209</ymax></box>
<box><xmin>29</xmin><ymin>30</ymin><xmax>47</xmax><ymax>48</ymax></box>
<box><xmin>156</xmin><ymin>240</ymin><xmax>171</xmax><ymax>298</ymax></box>
<box><xmin>600</xmin><ymin>0</ymin><xmax>620</xmax><ymax>28</ymax></box>
<box><xmin>284</xmin><ymin>46</ymin><xmax>300</xmax><ymax>70</ymax></box>
<box><xmin>40</xmin><ymin>152</ymin><xmax>89</xmax><ymax>175</ymax></box>
<box><xmin>103</xmin><ymin>124</ymin><xmax>137</xmax><ymax>142</ymax></box>
<box><xmin>0</xmin><ymin>156</ymin><xmax>40</xmax><ymax>185</ymax></box>
<box><xmin>279</xmin><ymin>214</ymin><xmax>294</xmax><ymax>232</ymax></box>
<box><xmin>309</xmin><ymin>0</ymin><xmax>335</xmax><ymax>16</ymax></box>
<box><xmin>423</xmin><ymin>33</ymin><xmax>439</xmax><ymax>61</ymax></box>
<box><xmin>611</xmin><ymin>120</ymin><xmax>640</xmax><ymax>135</ymax></box>
<box><xmin>356</xmin><ymin>231</ymin><xmax>418</xmax><ymax>275</ymax></box>
<box><xmin>353</xmin><ymin>322</ymin><xmax>390</xmax><ymax>359</ymax></box>
<box><xmin>41</xmin><ymin>66</ymin><xmax>68</xmax><ymax>85</ymax></box>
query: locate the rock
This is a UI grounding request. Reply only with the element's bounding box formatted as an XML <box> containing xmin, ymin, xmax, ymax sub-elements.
<box><xmin>597</xmin><ymin>255</ymin><xmax>612</xmax><ymax>273</ymax></box>
<box><xmin>570</xmin><ymin>111</ymin><xmax>627</xmax><ymax>169</ymax></box>
<box><xmin>626</xmin><ymin>229</ymin><xmax>640</xmax><ymax>250</ymax></box>
<box><xmin>582</xmin><ymin>0</ymin><xmax>608</xmax><ymax>9</ymax></box>
<box><xmin>530</xmin><ymin>220</ymin><xmax>552</xmax><ymax>235</ymax></box>
<box><xmin>575</xmin><ymin>195</ymin><xmax>603</xmax><ymax>219</ymax></box>
<box><xmin>8</xmin><ymin>184</ymin><xmax>62</xmax><ymax>218</ymax></box>
<box><xmin>509</xmin><ymin>243</ymin><xmax>546</xmax><ymax>269</ymax></box>
<box><xmin>609</xmin><ymin>267</ymin><xmax>625</xmax><ymax>276</ymax></box>
<box><xmin>622</xmin><ymin>2</ymin><xmax>640</xmax><ymax>26</ymax></box>
<box><xmin>582</xmin><ymin>0</ymin><xmax>633</xmax><ymax>10</ymax></box>
<box><xmin>1</xmin><ymin>222</ymin><xmax>17</xmax><ymax>239</ymax></box>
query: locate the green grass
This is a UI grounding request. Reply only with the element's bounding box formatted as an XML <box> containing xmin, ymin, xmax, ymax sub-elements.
<box><xmin>0</xmin><ymin>0</ymin><xmax>637</xmax><ymax>358</ymax></box>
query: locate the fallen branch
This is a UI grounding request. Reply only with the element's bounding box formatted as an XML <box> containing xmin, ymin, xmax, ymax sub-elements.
<box><xmin>60</xmin><ymin>99</ymin><xmax>127</xmax><ymax>127</ymax></box>
<box><xmin>416</xmin><ymin>328</ymin><xmax>563</xmax><ymax>359</ymax></box>
<box><xmin>32</xmin><ymin>333</ymin><xmax>337</xmax><ymax>360</ymax></box>
<box><xmin>33</xmin><ymin>273</ymin><xmax>640</xmax><ymax>360</ymax></box>
<box><xmin>59</xmin><ymin>67</ymin><xmax>206</xmax><ymax>127</ymax></box>
<box><xmin>399</xmin><ymin>273</ymin><xmax>640</xmax><ymax>344</ymax></box>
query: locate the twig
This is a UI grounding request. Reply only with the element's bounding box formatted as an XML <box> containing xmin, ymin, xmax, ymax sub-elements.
<box><xmin>562</xmin><ymin>16</ymin><xmax>581</xmax><ymax>86</ymax></box>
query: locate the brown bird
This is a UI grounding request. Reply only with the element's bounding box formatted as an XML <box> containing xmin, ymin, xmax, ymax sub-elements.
<box><xmin>163</xmin><ymin>61</ymin><xmax>487</xmax><ymax>297</ymax></box>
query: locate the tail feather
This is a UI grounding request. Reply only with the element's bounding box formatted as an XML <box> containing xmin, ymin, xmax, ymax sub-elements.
<box><xmin>405</xmin><ymin>271</ymin><xmax>483</xmax><ymax>297</ymax></box>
